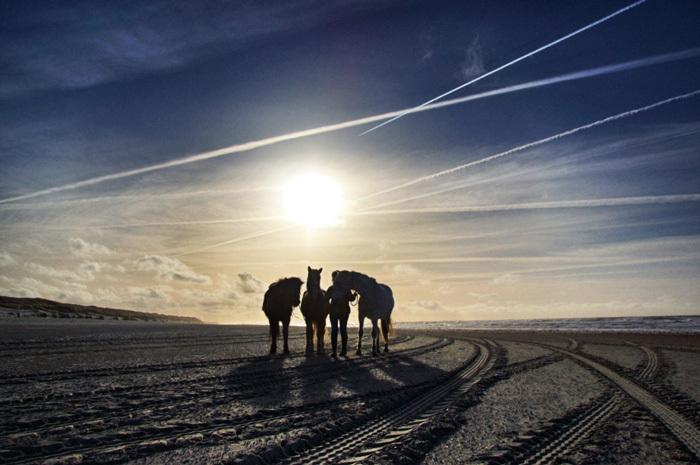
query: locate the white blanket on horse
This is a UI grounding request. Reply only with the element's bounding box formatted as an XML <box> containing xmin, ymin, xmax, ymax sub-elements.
<box><xmin>359</xmin><ymin>283</ymin><xmax>394</xmax><ymax>320</ymax></box>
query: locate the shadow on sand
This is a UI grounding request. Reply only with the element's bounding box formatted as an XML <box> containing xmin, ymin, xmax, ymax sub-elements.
<box><xmin>225</xmin><ymin>335</ymin><xmax>448</xmax><ymax>410</ymax></box>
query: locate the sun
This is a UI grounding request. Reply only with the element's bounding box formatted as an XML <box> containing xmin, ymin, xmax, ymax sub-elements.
<box><xmin>282</xmin><ymin>173</ymin><xmax>344</xmax><ymax>227</ymax></box>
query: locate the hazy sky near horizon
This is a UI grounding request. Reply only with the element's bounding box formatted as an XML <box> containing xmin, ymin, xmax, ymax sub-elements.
<box><xmin>1</xmin><ymin>0</ymin><xmax>699</xmax><ymax>323</ymax></box>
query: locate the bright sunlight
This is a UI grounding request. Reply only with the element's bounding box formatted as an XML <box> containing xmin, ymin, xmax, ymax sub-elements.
<box><xmin>282</xmin><ymin>173</ymin><xmax>344</xmax><ymax>227</ymax></box>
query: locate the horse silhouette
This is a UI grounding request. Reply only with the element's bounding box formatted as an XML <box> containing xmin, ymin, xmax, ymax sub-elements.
<box><xmin>300</xmin><ymin>266</ymin><xmax>328</xmax><ymax>355</ymax></box>
<box><xmin>331</xmin><ymin>270</ymin><xmax>394</xmax><ymax>356</ymax></box>
<box><xmin>326</xmin><ymin>280</ymin><xmax>356</xmax><ymax>357</ymax></box>
<box><xmin>262</xmin><ymin>277</ymin><xmax>303</xmax><ymax>355</ymax></box>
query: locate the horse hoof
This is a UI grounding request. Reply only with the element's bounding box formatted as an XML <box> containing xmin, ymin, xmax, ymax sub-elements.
<box><xmin>356</xmin><ymin>350</ymin><xmax>362</xmax><ymax>356</ymax></box>
<box><xmin>340</xmin><ymin>350</ymin><xmax>347</xmax><ymax>357</ymax></box>
<box><xmin>384</xmin><ymin>347</ymin><xmax>389</xmax><ymax>353</ymax></box>
<box><xmin>331</xmin><ymin>352</ymin><xmax>337</xmax><ymax>358</ymax></box>
<box><xmin>283</xmin><ymin>348</ymin><xmax>290</xmax><ymax>355</ymax></box>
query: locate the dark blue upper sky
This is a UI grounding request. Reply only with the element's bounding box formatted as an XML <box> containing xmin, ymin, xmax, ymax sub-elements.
<box><xmin>2</xmin><ymin>0</ymin><xmax>700</xmax><ymax>195</ymax></box>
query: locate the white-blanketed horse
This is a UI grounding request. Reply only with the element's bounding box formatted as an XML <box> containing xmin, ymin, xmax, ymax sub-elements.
<box><xmin>330</xmin><ymin>270</ymin><xmax>394</xmax><ymax>356</ymax></box>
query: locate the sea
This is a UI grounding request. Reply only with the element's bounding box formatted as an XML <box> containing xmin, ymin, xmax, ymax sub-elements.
<box><xmin>396</xmin><ymin>315</ymin><xmax>700</xmax><ymax>334</ymax></box>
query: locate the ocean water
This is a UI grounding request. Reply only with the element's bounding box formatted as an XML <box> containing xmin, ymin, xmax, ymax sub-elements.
<box><xmin>396</xmin><ymin>315</ymin><xmax>700</xmax><ymax>334</ymax></box>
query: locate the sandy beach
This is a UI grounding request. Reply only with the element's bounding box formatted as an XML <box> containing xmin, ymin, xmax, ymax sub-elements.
<box><xmin>0</xmin><ymin>320</ymin><xmax>698</xmax><ymax>465</ymax></box>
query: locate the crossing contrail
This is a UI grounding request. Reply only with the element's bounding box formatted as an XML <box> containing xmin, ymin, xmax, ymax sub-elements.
<box><xmin>359</xmin><ymin>89</ymin><xmax>700</xmax><ymax>202</ymax></box>
<box><xmin>5</xmin><ymin>50</ymin><xmax>699</xmax><ymax>206</ymax></box>
<box><xmin>359</xmin><ymin>0</ymin><xmax>649</xmax><ymax>135</ymax></box>
<box><xmin>351</xmin><ymin>193</ymin><xmax>700</xmax><ymax>217</ymax></box>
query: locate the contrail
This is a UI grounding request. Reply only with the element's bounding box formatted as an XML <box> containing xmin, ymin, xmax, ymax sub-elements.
<box><xmin>5</xmin><ymin>50</ymin><xmax>699</xmax><ymax>206</ymax></box>
<box><xmin>0</xmin><ymin>186</ymin><xmax>277</xmax><ymax>211</ymax></box>
<box><xmin>351</xmin><ymin>193</ymin><xmax>700</xmax><ymax>216</ymax></box>
<box><xmin>154</xmin><ymin>85</ymin><xmax>700</xmax><ymax>256</ymax></box>
<box><xmin>0</xmin><ymin>215</ymin><xmax>284</xmax><ymax>232</ymax></box>
<box><xmin>175</xmin><ymin>225</ymin><xmax>295</xmax><ymax>257</ymax></box>
<box><xmin>359</xmin><ymin>0</ymin><xmax>649</xmax><ymax>135</ymax></box>
<box><xmin>359</xmin><ymin>89</ymin><xmax>700</xmax><ymax>202</ymax></box>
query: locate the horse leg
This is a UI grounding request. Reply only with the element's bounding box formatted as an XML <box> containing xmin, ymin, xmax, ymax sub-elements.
<box><xmin>371</xmin><ymin>320</ymin><xmax>379</xmax><ymax>356</ymax></box>
<box><xmin>305</xmin><ymin>320</ymin><xmax>314</xmax><ymax>355</ymax></box>
<box><xmin>330</xmin><ymin>315</ymin><xmax>338</xmax><ymax>357</ymax></box>
<box><xmin>356</xmin><ymin>315</ymin><xmax>364</xmax><ymax>356</ymax></box>
<box><xmin>269</xmin><ymin>319</ymin><xmax>278</xmax><ymax>355</ymax></box>
<box><xmin>282</xmin><ymin>315</ymin><xmax>290</xmax><ymax>354</ymax></box>
<box><xmin>381</xmin><ymin>318</ymin><xmax>390</xmax><ymax>353</ymax></box>
<box><xmin>340</xmin><ymin>314</ymin><xmax>348</xmax><ymax>356</ymax></box>
<box><xmin>317</xmin><ymin>317</ymin><xmax>325</xmax><ymax>355</ymax></box>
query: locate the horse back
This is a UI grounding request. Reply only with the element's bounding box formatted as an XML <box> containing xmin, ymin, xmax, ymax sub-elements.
<box><xmin>358</xmin><ymin>283</ymin><xmax>394</xmax><ymax>319</ymax></box>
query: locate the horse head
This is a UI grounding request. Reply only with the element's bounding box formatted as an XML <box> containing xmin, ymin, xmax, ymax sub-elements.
<box><xmin>306</xmin><ymin>266</ymin><xmax>323</xmax><ymax>296</ymax></box>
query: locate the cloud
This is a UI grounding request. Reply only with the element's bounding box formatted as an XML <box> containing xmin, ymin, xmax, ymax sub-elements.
<box><xmin>419</xmin><ymin>30</ymin><xmax>434</xmax><ymax>62</ymax></box>
<box><xmin>80</xmin><ymin>261</ymin><xmax>126</xmax><ymax>274</ymax></box>
<box><xmin>491</xmin><ymin>273</ymin><xmax>520</xmax><ymax>285</ymax></box>
<box><xmin>25</xmin><ymin>262</ymin><xmax>94</xmax><ymax>282</ymax></box>
<box><xmin>3</xmin><ymin>76</ymin><xmax>698</xmax><ymax>207</ymax></box>
<box><xmin>360</xmin><ymin>0</ymin><xmax>650</xmax><ymax>135</ymax></box>
<box><xmin>390</xmin><ymin>264</ymin><xmax>420</xmax><ymax>274</ymax></box>
<box><xmin>128</xmin><ymin>286</ymin><xmax>167</xmax><ymax>300</ymax></box>
<box><xmin>0</xmin><ymin>252</ymin><xmax>14</xmax><ymax>267</ymax></box>
<box><xmin>460</xmin><ymin>35</ymin><xmax>485</xmax><ymax>79</ymax></box>
<box><xmin>0</xmin><ymin>275</ymin><xmax>65</xmax><ymax>299</ymax></box>
<box><xmin>1</xmin><ymin>1</ymin><xmax>396</xmax><ymax>97</ymax></box>
<box><xmin>69</xmin><ymin>238</ymin><xmax>114</xmax><ymax>257</ymax></box>
<box><xmin>236</xmin><ymin>272</ymin><xmax>266</xmax><ymax>293</ymax></box>
<box><xmin>134</xmin><ymin>255</ymin><xmax>211</xmax><ymax>284</ymax></box>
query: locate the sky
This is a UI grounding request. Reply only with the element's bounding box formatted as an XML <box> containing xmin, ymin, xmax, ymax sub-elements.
<box><xmin>1</xmin><ymin>0</ymin><xmax>699</xmax><ymax>324</ymax></box>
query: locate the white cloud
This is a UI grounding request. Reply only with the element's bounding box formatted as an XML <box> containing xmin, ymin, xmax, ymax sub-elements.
<box><xmin>69</xmin><ymin>238</ymin><xmax>114</xmax><ymax>257</ymax></box>
<box><xmin>25</xmin><ymin>262</ymin><xmax>93</xmax><ymax>282</ymax></box>
<box><xmin>491</xmin><ymin>273</ymin><xmax>520</xmax><ymax>285</ymax></box>
<box><xmin>236</xmin><ymin>272</ymin><xmax>266</xmax><ymax>294</ymax></box>
<box><xmin>134</xmin><ymin>255</ymin><xmax>211</xmax><ymax>284</ymax></box>
<box><xmin>391</xmin><ymin>263</ymin><xmax>420</xmax><ymax>274</ymax></box>
<box><xmin>0</xmin><ymin>275</ymin><xmax>64</xmax><ymax>299</ymax></box>
<box><xmin>460</xmin><ymin>35</ymin><xmax>485</xmax><ymax>79</ymax></box>
<box><xmin>128</xmin><ymin>286</ymin><xmax>167</xmax><ymax>300</ymax></box>
<box><xmin>0</xmin><ymin>252</ymin><xmax>14</xmax><ymax>267</ymax></box>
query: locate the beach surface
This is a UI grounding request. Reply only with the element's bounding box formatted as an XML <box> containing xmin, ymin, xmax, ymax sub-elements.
<box><xmin>1</xmin><ymin>319</ymin><xmax>698</xmax><ymax>465</ymax></box>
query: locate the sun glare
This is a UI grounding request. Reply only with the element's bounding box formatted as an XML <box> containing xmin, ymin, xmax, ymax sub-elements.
<box><xmin>283</xmin><ymin>173</ymin><xmax>344</xmax><ymax>227</ymax></box>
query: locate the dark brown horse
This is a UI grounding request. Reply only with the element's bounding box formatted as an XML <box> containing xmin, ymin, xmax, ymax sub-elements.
<box><xmin>262</xmin><ymin>277</ymin><xmax>303</xmax><ymax>355</ymax></box>
<box><xmin>300</xmin><ymin>266</ymin><xmax>328</xmax><ymax>355</ymax></box>
<box><xmin>326</xmin><ymin>278</ymin><xmax>357</xmax><ymax>357</ymax></box>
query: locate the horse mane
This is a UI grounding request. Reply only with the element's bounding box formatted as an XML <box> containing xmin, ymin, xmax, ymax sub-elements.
<box><xmin>269</xmin><ymin>276</ymin><xmax>303</xmax><ymax>289</ymax></box>
<box><xmin>263</xmin><ymin>277</ymin><xmax>303</xmax><ymax>314</ymax></box>
<box><xmin>340</xmin><ymin>270</ymin><xmax>377</xmax><ymax>286</ymax></box>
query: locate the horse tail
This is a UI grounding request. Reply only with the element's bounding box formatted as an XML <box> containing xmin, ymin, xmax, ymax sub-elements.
<box><xmin>381</xmin><ymin>316</ymin><xmax>393</xmax><ymax>338</ymax></box>
<box><xmin>262</xmin><ymin>291</ymin><xmax>268</xmax><ymax>311</ymax></box>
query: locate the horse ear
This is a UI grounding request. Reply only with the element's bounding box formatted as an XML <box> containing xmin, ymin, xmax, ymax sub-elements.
<box><xmin>307</xmin><ymin>266</ymin><xmax>311</xmax><ymax>272</ymax></box>
<box><xmin>319</xmin><ymin>267</ymin><xmax>323</xmax><ymax>273</ymax></box>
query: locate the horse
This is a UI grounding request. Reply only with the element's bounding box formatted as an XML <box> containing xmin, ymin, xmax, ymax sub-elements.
<box><xmin>300</xmin><ymin>266</ymin><xmax>328</xmax><ymax>355</ymax></box>
<box><xmin>262</xmin><ymin>277</ymin><xmax>303</xmax><ymax>355</ymax></box>
<box><xmin>326</xmin><ymin>283</ymin><xmax>357</xmax><ymax>357</ymax></box>
<box><xmin>330</xmin><ymin>270</ymin><xmax>394</xmax><ymax>356</ymax></box>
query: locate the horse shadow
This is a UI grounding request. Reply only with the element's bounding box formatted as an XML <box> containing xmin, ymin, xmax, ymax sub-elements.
<box><xmin>223</xmin><ymin>332</ymin><xmax>450</xmax><ymax>421</ymax></box>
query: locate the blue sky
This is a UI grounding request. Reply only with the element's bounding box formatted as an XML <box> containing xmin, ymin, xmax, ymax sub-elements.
<box><xmin>1</xmin><ymin>0</ymin><xmax>699</xmax><ymax>322</ymax></box>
